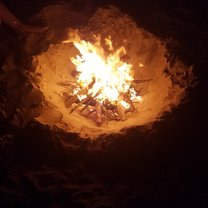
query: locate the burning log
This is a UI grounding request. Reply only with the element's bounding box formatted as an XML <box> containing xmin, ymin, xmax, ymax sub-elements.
<box><xmin>65</xmin><ymin>94</ymin><xmax>79</xmax><ymax>108</ymax></box>
<box><xmin>58</xmin><ymin>80</ymin><xmax>78</xmax><ymax>88</ymax></box>
<box><xmin>117</xmin><ymin>103</ymin><xmax>127</xmax><ymax>121</ymax></box>
<box><xmin>80</xmin><ymin>91</ymin><xmax>99</xmax><ymax>113</ymax></box>
<box><xmin>64</xmin><ymin>80</ymin><xmax>144</xmax><ymax>124</ymax></box>
<box><xmin>64</xmin><ymin>82</ymin><xmax>93</xmax><ymax>108</ymax></box>
<box><xmin>124</xmin><ymin>92</ymin><xmax>136</xmax><ymax>112</ymax></box>
<box><xmin>102</xmin><ymin>106</ymin><xmax>119</xmax><ymax>121</ymax></box>
<box><xmin>95</xmin><ymin>102</ymin><xmax>102</xmax><ymax>126</ymax></box>
<box><xmin>80</xmin><ymin>98</ymin><xmax>93</xmax><ymax>113</ymax></box>
<box><xmin>81</xmin><ymin>106</ymin><xmax>96</xmax><ymax>117</ymax></box>
<box><xmin>69</xmin><ymin>93</ymin><xmax>92</xmax><ymax>113</ymax></box>
<box><xmin>64</xmin><ymin>82</ymin><xmax>143</xmax><ymax>124</ymax></box>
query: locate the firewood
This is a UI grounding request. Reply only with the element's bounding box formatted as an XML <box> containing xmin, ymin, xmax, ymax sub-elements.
<box><xmin>65</xmin><ymin>87</ymin><xmax>88</xmax><ymax>108</ymax></box>
<box><xmin>58</xmin><ymin>80</ymin><xmax>78</xmax><ymax>87</ymax></box>
<box><xmin>80</xmin><ymin>91</ymin><xmax>99</xmax><ymax>113</ymax></box>
<box><xmin>102</xmin><ymin>106</ymin><xmax>119</xmax><ymax>120</ymax></box>
<box><xmin>65</xmin><ymin>94</ymin><xmax>79</xmax><ymax>108</ymax></box>
<box><xmin>117</xmin><ymin>102</ymin><xmax>126</xmax><ymax>121</ymax></box>
<box><xmin>80</xmin><ymin>98</ymin><xmax>93</xmax><ymax>113</ymax></box>
<box><xmin>63</xmin><ymin>74</ymin><xmax>144</xmax><ymax>124</ymax></box>
<box><xmin>87</xmin><ymin>109</ymin><xmax>96</xmax><ymax>117</ymax></box>
<box><xmin>124</xmin><ymin>92</ymin><xmax>136</xmax><ymax>112</ymax></box>
<box><xmin>95</xmin><ymin>102</ymin><xmax>102</xmax><ymax>126</ymax></box>
<box><xmin>70</xmin><ymin>93</ymin><xmax>92</xmax><ymax>113</ymax></box>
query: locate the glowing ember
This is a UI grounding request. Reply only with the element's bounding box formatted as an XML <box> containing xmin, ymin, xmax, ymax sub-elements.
<box><xmin>64</xmin><ymin>34</ymin><xmax>143</xmax><ymax>125</ymax></box>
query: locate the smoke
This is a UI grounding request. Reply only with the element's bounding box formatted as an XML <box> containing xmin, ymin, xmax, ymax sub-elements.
<box><xmin>29</xmin><ymin>5</ymin><xmax>193</xmax><ymax>139</ymax></box>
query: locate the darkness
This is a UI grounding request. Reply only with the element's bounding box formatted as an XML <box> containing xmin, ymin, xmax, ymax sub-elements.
<box><xmin>0</xmin><ymin>0</ymin><xmax>208</xmax><ymax>207</ymax></box>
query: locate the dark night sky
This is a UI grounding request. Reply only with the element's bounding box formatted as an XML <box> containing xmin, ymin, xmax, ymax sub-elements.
<box><xmin>0</xmin><ymin>0</ymin><xmax>208</xmax><ymax>207</ymax></box>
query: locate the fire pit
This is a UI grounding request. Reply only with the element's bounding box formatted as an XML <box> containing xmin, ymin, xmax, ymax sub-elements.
<box><xmin>1</xmin><ymin>5</ymin><xmax>193</xmax><ymax>139</ymax></box>
<box><xmin>30</xmin><ymin>6</ymin><xmax>193</xmax><ymax>138</ymax></box>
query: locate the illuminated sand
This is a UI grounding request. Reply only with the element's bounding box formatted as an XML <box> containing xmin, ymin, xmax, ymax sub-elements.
<box><xmin>32</xmin><ymin>6</ymin><xmax>193</xmax><ymax>139</ymax></box>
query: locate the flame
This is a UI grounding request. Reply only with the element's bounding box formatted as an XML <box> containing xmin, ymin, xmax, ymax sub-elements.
<box><xmin>70</xmin><ymin>35</ymin><xmax>142</xmax><ymax>109</ymax></box>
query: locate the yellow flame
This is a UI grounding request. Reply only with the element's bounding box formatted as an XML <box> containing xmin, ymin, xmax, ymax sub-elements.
<box><xmin>70</xmin><ymin>35</ymin><xmax>141</xmax><ymax>108</ymax></box>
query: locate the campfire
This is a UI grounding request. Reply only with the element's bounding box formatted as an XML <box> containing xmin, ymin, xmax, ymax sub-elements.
<box><xmin>62</xmin><ymin>32</ymin><xmax>148</xmax><ymax>126</ymax></box>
